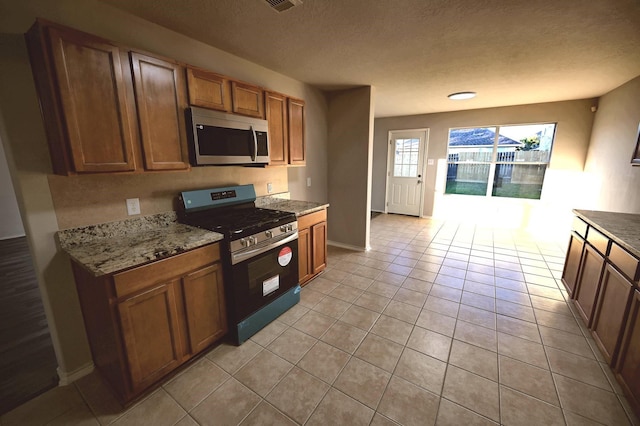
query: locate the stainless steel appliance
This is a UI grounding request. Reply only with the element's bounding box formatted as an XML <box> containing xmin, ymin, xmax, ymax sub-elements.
<box><xmin>178</xmin><ymin>184</ymin><xmax>299</xmax><ymax>344</ymax></box>
<box><xmin>186</xmin><ymin>107</ymin><xmax>269</xmax><ymax>166</ymax></box>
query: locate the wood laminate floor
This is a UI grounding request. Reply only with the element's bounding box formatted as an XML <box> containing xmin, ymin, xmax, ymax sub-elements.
<box><xmin>0</xmin><ymin>236</ymin><xmax>58</xmax><ymax>415</ymax></box>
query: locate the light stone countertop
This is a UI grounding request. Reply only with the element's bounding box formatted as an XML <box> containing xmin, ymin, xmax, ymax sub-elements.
<box><xmin>261</xmin><ymin>199</ymin><xmax>329</xmax><ymax>217</ymax></box>
<box><xmin>574</xmin><ymin>210</ymin><xmax>640</xmax><ymax>258</ymax></box>
<box><xmin>57</xmin><ymin>212</ymin><xmax>224</xmax><ymax>276</ymax></box>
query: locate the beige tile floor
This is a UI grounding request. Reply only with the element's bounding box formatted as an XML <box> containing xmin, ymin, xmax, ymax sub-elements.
<box><xmin>2</xmin><ymin>214</ymin><xmax>640</xmax><ymax>426</ymax></box>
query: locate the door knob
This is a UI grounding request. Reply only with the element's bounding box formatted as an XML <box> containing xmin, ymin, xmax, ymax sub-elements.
<box><xmin>417</xmin><ymin>180</ymin><xmax>423</xmax><ymax>184</ymax></box>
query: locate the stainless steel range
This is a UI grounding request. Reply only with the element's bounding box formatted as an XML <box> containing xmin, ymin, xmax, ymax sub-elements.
<box><xmin>178</xmin><ymin>184</ymin><xmax>300</xmax><ymax>344</ymax></box>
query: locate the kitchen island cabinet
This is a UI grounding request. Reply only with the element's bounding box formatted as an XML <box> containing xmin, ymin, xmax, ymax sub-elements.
<box><xmin>562</xmin><ymin>210</ymin><xmax>640</xmax><ymax>418</ymax></box>
<box><xmin>616</xmin><ymin>290</ymin><xmax>640</xmax><ymax>414</ymax></box>
<box><xmin>73</xmin><ymin>242</ymin><xmax>226</xmax><ymax>403</ymax></box>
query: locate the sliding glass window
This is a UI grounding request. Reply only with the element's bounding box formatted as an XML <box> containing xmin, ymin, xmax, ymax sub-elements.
<box><xmin>446</xmin><ymin>123</ymin><xmax>556</xmax><ymax>200</ymax></box>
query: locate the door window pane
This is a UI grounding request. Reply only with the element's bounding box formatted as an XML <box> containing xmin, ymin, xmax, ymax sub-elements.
<box><xmin>393</xmin><ymin>138</ymin><xmax>420</xmax><ymax>177</ymax></box>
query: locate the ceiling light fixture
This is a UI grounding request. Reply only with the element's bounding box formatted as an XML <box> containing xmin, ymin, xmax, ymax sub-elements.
<box><xmin>448</xmin><ymin>91</ymin><xmax>477</xmax><ymax>100</ymax></box>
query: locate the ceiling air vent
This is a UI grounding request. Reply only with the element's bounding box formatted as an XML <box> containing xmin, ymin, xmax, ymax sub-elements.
<box><xmin>265</xmin><ymin>0</ymin><xmax>302</xmax><ymax>12</ymax></box>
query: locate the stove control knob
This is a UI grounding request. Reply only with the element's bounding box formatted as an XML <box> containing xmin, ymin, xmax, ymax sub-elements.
<box><xmin>248</xmin><ymin>236</ymin><xmax>256</xmax><ymax>245</ymax></box>
<box><xmin>265</xmin><ymin>230</ymin><xmax>273</xmax><ymax>238</ymax></box>
<box><xmin>287</xmin><ymin>224</ymin><xmax>294</xmax><ymax>232</ymax></box>
<box><xmin>240</xmin><ymin>238</ymin><xmax>248</xmax><ymax>247</ymax></box>
<box><xmin>280</xmin><ymin>225</ymin><xmax>286</xmax><ymax>232</ymax></box>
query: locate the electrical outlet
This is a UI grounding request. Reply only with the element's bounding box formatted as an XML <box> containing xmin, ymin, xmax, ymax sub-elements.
<box><xmin>307</xmin><ymin>177</ymin><xmax>311</xmax><ymax>187</ymax></box>
<box><xmin>267</xmin><ymin>183</ymin><xmax>273</xmax><ymax>194</ymax></box>
<box><xmin>126</xmin><ymin>198</ymin><xmax>140</xmax><ymax>215</ymax></box>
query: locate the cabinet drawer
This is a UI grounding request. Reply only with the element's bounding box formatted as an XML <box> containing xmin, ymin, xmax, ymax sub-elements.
<box><xmin>610</xmin><ymin>242</ymin><xmax>640</xmax><ymax>282</ymax></box>
<box><xmin>298</xmin><ymin>209</ymin><xmax>327</xmax><ymax>230</ymax></box>
<box><xmin>114</xmin><ymin>244</ymin><xmax>220</xmax><ymax>298</ymax></box>
<box><xmin>572</xmin><ymin>217</ymin><xmax>588</xmax><ymax>238</ymax></box>
<box><xmin>587</xmin><ymin>227</ymin><xmax>610</xmax><ymax>255</ymax></box>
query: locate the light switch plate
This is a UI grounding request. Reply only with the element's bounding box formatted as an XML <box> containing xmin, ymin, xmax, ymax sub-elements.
<box><xmin>126</xmin><ymin>198</ymin><xmax>140</xmax><ymax>215</ymax></box>
<box><xmin>428</xmin><ymin>159</ymin><xmax>435</xmax><ymax>166</ymax></box>
<box><xmin>267</xmin><ymin>183</ymin><xmax>273</xmax><ymax>193</ymax></box>
<box><xmin>307</xmin><ymin>177</ymin><xmax>311</xmax><ymax>187</ymax></box>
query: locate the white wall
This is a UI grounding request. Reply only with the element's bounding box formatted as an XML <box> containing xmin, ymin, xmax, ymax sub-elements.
<box><xmin>584</xmin><ymin>75</ymin><xmax>640</xmax><ymax>213</ymax></box>
<box><xmin>0</xmin><ymin>134</ymin><xmax>25</xmax><ymax>239</ymax></box>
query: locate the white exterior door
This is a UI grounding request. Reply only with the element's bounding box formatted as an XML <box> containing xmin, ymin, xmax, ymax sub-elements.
<box><xmin>386</xmin><ymin>130</ymin><xmax>428</xmax><ymax>216</ymax></box>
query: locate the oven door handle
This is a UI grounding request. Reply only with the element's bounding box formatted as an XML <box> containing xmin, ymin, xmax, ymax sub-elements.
<box><xmin>231</xmin><ymin>231</ymin><xmax>298</xmax><ymax>265</ymax></box>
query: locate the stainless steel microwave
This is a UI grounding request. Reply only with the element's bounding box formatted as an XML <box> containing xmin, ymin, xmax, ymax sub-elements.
<box><xmin>186</xmin><ymin>107</ymin><xmax>269</xmax><ymax>166</ymax></box>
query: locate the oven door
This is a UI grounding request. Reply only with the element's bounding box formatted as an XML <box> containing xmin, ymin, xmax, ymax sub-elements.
<box><xmin>230</xmin><ymin>232</ymin><xmax>299</xmax><ymax>321</ymax></box>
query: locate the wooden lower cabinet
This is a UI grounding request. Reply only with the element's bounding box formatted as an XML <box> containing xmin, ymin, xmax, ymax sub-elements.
<box><xmin>182</xmin><ymin>263</ymin><xmax>227</xmax><ymax>354</ymax></box>
<box><xmin>298</xmin><ymin>209</ymin><xmax>327</xmax><ymax>286</ymax></box>
<box><xmin>616</xmin><ymin>289</ymin><xmax>640</xmax><ymax>415</ymax></box>
<box><xmin>574</xmin><ymin>244</ymin><xmax>606</xmax><ymax>326</ymax></box>
<box><xmin>591</xmin><ymin>264</ymin><xmax>634</xmax><ymax>365</ymax></box>
<box><xmin>117</xmin><ymin>281</ymin><xmax>183</xmax><ymax>393</ymax></box>
<box><xmin>72</xmin><ymin>243</ymin><xmax>226</xmax><ymax>404</ymax></box>
<box><xmin>298</xmin><ymin>227</ymin><xmax>312</xmax><ymax>284</ymax></box>
<box><xmin>561</xmin><ymin>232</ymin><xmax>585</xmax><ymax>297</ymax></box>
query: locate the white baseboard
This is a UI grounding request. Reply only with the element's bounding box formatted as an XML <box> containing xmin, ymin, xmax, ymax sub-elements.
<box><xmin>327</xmin><ymin>240</ymin><xmax>367</xmax><ymax>252</ymax></box>
<box><xmin>57</xmin><ymin>362</ymin><xmax>94</xmax><ymax>386</ymax></box>
<box><xmin>370</xmin><ymin>209</ymin><xmax>385</xmax><ymax>213</ymax></box>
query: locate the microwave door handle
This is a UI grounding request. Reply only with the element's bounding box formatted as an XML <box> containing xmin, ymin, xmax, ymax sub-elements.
<box><xmin>250</xmin><ymin>125</ymin><xmax>257</xmax><ymax>161</ymax></box>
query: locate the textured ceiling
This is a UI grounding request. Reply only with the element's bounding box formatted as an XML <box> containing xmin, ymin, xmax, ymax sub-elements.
<box><xmin>100</xmin><ymin>0</ymin><xmax>640</xmax><ymax>117</ymax></box>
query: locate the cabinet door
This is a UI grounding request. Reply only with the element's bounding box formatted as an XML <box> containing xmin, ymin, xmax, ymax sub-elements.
<box><xmin>615</xmin><ymin>290</ymin><xmax>640</xmax><ymax>417</ymax></box>
<box><xmin>186</xmin><ymin>67</ymin><xmax>231</xmax><ymax>112</ymax></box>
<box><xmin>591</xmin><ymin>263</ymin><xmax>634</xmax><ymax>365</ymax></box>
<box><xmin>117</xmin><ymin>281</ymin><xmax>182</xmax><ymax>392</ymax></box>
<box><xmin>561</xmin><ymin>232</ymin><xmax>585</xmax><ymax>297</ymax></box>
<box><xmin>182</xmin><ymin>263</ymin><xmax>227</xmax><ymax>354</ymax></box>
<box><xmin>231</xmin><ymin>81</ymin><xmax>264</xmax><ymax>118</ymax></box>
<box><xmin>130</xmin><ymin>52</ymin><xmax>189</xmax><ymax>171</ymax></box>
<box><xmin>574</xmin><ymin>244</ymin><xmax>606</xmax><ymax>326</ymax></box>
<box><xmin>312</xmin><ymin>221</ymin><xmax>327</xmax><ymax>275</ymax></box>
<box><xmin>265</xmin><ymin>92</ymin><xmax>288</xmax><ymax>166</ymax></box>
<box><xmin>288</xmin><ymin>98</ymin><xmax>306</xmax><ymax>165</ymax></box>
<box><xmin>46</xmin><ymin>25</ymin><xmax>136</xmax><ymax>173</ymax></box>
<box><xmin>298</xmin><ymin>227</ymin><xmax>312</xmax><ymax>285</ymax></box>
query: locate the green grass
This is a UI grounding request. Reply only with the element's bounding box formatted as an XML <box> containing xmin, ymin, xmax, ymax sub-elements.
<box><xmin>446</xmin><ymin>181</ymin><xmax>541</xmax><ymax>199</ymax></box>
<box><xmin>492</xmin><ymin>183</ymin><xmax>541</xmax><ymax>199</ymax></box>
<box><xmin>445</xmin><ymin>181</ymin><xmax>487</xmax><ymax>196</ymax></box>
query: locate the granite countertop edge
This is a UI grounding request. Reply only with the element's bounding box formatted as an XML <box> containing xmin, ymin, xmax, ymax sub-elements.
<box><xmin>57</xmin><ymin>212</ymin><xmax>224</xmax><ymax>277</ymax></box>
<box><xmin>260</xmin><ymin>199</ymin><xmax>329</xmax><ymax>216</ymax></box>
<box><xmin>573</xmin><ymin>209</ymin><xmax>640</xmax><ymax>258</ymax></box>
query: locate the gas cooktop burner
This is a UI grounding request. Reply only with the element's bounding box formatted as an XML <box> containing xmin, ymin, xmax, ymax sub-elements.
<box><xmin>186</xmin><ymin>206</ymin><xmax>295</xmax><ymax>237</ymax></box>
<box><xmin>177</xmin><ymin>185</ymin><xmax>296</xmax><ymax>241</ymax></box>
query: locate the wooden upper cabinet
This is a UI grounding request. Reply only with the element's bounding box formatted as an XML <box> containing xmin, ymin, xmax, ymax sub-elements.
<box><xmin>265</xmin><ymin>92</ymin><xmax>288</xmax><ymax>166</ymax></box>
<box><xmin>231</xmin><ymin>81</ymin><xmax>264</xmax><ymax>118</ymax></box>
<box><xmin>288</xmin><ymin>98</ymin><xmax>306</xmax><ymax>165</ymax></box>
<box><xmin>130</xmin><ymin>52</ymin><xmax>189</xmax><ymax>171</ymax></box>
<box><xmin>26</xmin><ymin>22</ymin><xmax>137</xmax><ymax>174</ymax></box>
<box><xmin>186</xmin><ymin>67</ymin><xmax>231</xmax><ymax>112</ymax></box>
